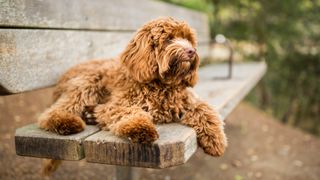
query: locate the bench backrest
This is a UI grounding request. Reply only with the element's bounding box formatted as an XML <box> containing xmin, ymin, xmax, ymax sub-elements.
<box><xmin>0</xmin><ymin>0</ymin><xmax>210</xmax><ymax>95</ymax></box>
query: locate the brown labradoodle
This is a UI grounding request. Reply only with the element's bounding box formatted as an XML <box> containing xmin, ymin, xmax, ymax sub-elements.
<box><xmin>38</xmin><ymin>17</ymin><xmax>227</xmax><ymax>157</ymax></box>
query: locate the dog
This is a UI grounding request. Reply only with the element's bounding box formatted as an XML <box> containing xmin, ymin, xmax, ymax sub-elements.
<box><xmin>38</xmin><ymin>17</ymin><xmax>227</xmax><ymax>174</ymax></box>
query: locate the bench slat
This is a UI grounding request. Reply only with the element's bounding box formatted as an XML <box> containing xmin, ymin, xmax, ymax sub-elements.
<box><xmin>195</xmin><ymin>62</ymin><xmax>267</xmax><ymax>119</ymax></box>
<box><xmin>0</xmin><ymin>30</ymin><xmax>209</xmax><ymax>95</ymax></box>
<box><xmin>0</xmin><ymin>0</ymin><xmax>209</xmax><ymax>39</ymax></box>
<box><xmin>0</xmin><ymin>30</ymin><xmax>131</xmax><ymax>94</ymax></box>
<box><xmin>15</xmin><ymin>124</ymin><xmax>100</xmax><ymax>160</ymax></box>
<box><xmin>84</xmin><ymin>124</ymin><xmax>197</xmax><ymax>168</ymax></box>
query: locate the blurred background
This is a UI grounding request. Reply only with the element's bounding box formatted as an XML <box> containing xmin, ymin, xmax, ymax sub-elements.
<box><xmin>1</xmin><ymin>0</ymin><xmax>319</xmax><ymax>179</ymax></box>
<box><xmin>162</xmin><ymin>0</ymin><xmax>320</xmax><ymax>136</ymax></box>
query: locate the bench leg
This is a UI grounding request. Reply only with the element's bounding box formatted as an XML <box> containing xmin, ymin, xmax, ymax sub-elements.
<box><xmin>116</xmin><ymin>166</ymin><xmax>132</xmax><ymax>180</ymax></box>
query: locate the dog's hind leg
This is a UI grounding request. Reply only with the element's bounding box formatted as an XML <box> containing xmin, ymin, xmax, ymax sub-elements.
<box><xmin>38</xmin><ymin>62</ymin><xmax>109</xmax><ymax>176</ymax></box>
<box><xmin>38</xmin><ymin>71</ymin><xmax>106</xmax><ymax>135</ymax></box>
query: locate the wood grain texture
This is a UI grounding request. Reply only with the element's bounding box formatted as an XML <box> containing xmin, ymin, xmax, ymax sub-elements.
<box><xmin>0</xmin><ymin>0</ymin><xmax>209</xmax><ymax>42</ymax></box>
<box><xmin>15</xmin><ymin>124</ymin><xmax>100</xmax><ymax>160</ymax></box>
<box><xmin>0</xmin><ymin>30</ymin><xmax>209</xmax><ymax>94</ymax></box>
<box><xmin>195</xmin><ymin>61</ymin><xmax>267</xmax><ymax>120</ymax></box>
<box><xmin>84</xmin><ymin>124</ymin><xmax>197</xmax><ymax>168</ymax></box>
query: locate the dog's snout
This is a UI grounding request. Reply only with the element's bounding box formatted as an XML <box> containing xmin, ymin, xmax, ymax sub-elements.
<box><xmin>185</xmin><ymin>48</ymin><xmax>196</xmax><ymax>58</ymax></box>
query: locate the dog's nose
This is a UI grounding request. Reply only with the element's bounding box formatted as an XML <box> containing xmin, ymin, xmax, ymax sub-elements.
<box><xmin>185</xmin><ymin>48</ymin><xmax>196</xmax><ymax>58</ymax></box>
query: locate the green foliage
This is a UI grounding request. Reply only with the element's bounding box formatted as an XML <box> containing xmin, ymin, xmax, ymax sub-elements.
<box><xmin>159</xmin><ymin>0</ymin><xmax>212</xmax><ymax>12</ymax></box>
<box><xmin>234</xmin><ymin>175</ymin><xmax>244</xmax><ymax>180</ymax></box>
<box><xmin>260</xmin><ymin>51</ymin><xmax>320</xmax><ymax>134</ymax></box>
<box><xmin>161</xmin><ymin>0</ymin><xmax>320</xmax><ymax>135</ymax></box>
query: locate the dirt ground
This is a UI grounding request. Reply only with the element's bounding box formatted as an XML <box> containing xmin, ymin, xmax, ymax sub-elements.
<box><xmin>0</xmin><ymin>88</ymin><xmax>319</xmax><ymax>180</ymax></box>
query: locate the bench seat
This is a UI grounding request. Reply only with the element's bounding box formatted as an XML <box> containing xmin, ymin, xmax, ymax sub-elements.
<box><xmin>15</xmin><ymin>62</ymin><xmax>266</xmax><ymax>168</ymax></box>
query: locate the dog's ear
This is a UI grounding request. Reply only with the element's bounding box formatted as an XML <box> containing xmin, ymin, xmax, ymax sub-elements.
<box><xmin>120</xmin><ymin>30</ymin><xmax>158</xmax><ymax>83</ymax></box>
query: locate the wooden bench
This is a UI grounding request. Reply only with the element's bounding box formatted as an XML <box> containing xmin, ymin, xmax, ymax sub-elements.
<box><xmin>0</xmin><ymin>0</ymin><xmax>266</xmax><ymax>178</ymax></box>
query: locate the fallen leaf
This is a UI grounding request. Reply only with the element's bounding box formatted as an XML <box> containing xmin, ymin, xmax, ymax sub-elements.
<box><xmin>219</xmin><ymin>163</ymin><xmax>228</xmax><ymax>170</ymax></box>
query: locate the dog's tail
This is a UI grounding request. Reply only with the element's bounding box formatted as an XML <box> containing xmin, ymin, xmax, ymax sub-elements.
<box><xmin>41</xmin><ymin>159</ymin><xmax>62</xmax><ymax>176</ymax></box>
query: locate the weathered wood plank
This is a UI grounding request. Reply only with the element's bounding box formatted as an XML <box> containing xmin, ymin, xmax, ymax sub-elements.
<box><xmin>195</xmin><ymin>61</ymin><xmax>267</xmax><ymax>120</ymax></box>
<box><xmin>0</xmin><ymin>0</ymin><xmax>209</xmax><ymax>42</ymax></box>
<box><xmin>15</xmin><ymin>124</ymin><xmax>100</xmax><ymax>160</ymax></box>
<box><xmin>0</xmin><ymin>30</ymin><xmax>210</xmax><ymax>95</ymax></box>
<box><xmin>84</xmin><ymin>124</ymin><xmax>197</xmax><ymax>168</ymax></box>
<box><xmin>83</xmin><ymin>62</ymin><xmax>266</xmax><ymax>168</ymax></box>
<box><xmin>0</xmin><ymin>29</ymin><xmax>131</xmax><ymax>94</ymax></box>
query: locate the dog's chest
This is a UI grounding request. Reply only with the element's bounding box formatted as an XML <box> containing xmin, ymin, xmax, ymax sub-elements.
<box><xmin>138</xmin><ymin>88</ymin><xmax>190</xmax><ymax>123</ymax></box>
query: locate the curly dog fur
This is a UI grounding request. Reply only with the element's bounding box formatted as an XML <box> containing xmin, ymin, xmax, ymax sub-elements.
<box><xmin>38</xmin><ymin>17</ymin><xmax>227</xmax><ymax>159</ymax></box>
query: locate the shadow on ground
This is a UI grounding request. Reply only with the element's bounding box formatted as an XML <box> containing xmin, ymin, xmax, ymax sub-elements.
<box><xmin>0</xmin><ymin>88</ymin><xmax>319</xmax><ymax>180</ymax></box>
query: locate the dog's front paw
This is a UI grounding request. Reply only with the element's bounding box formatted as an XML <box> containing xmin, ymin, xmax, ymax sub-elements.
<box><xmin>199</xmin><ymin>130</ymin><xmax>227</xmax><ymax>156</ymax></box>
<box><xmin>203</xmin><ymin>117</ymin><xmax>228</xmax><ymax>156</ymax></box>
<box><xmin>82</xmin><ymin>105</ymin><xmax>98</xmax><ymax>125</ymax></box>
<box><xmin>115</xmin><ymin>116</ymin><xmax>159</xmax><ymax>144</ymax></box>
<box><xmin>197</xmin><ymin>112</ymin><xmax>227</xmax><ymax>156</ymax></box>
<box><xmin>126</xmin><ymin>124</ymin><xmax>159</xmax><ymax>144</ymax></box>
<box><xmin>186</xmin><ymin>102</ymin><xmax>227</xmax><ymax>156</ymax></box>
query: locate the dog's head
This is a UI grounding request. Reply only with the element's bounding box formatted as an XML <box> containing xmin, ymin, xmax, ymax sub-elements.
<box><xmin>121</xmin><ymin>17</ymin><xmax>200</xmax><ymax>87</ymax></box>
